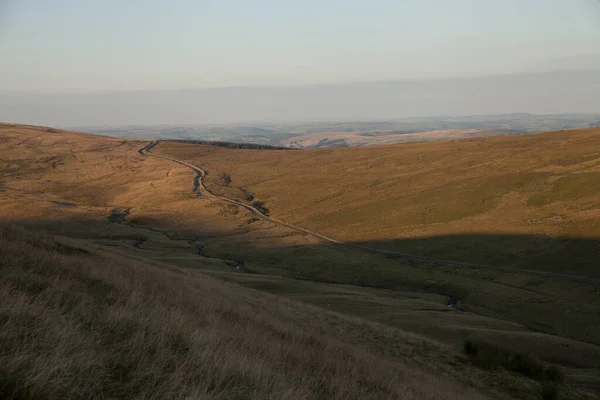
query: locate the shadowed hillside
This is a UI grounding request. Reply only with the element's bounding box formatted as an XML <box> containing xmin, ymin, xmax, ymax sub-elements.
<box><xmin>0</xmin><ymin>223</ymin><xmax>497</xmax><ymax>400</ymax></box>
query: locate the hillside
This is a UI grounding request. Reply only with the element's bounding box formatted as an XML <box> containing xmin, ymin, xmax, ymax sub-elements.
<box><xmin>72</xmin><ymin>113</ymin><xmax>600</xmax><ymax>148</ymax></box>
<box><xmin>1</xmin><ymin>223</ymin><xmax>494</xmax><ymax>400</ymax></box>
<box><xmin>2</xmin><ymin>123</ymin><xmax>600</xmax><ymax>399</ymax></box>
<box><xmin>156</xmin><ymin>127</ymin><xmax>600</xmax><ymax>278</ymax></box>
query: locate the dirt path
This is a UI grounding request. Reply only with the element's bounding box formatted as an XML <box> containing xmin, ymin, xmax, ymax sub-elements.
<box><xmin>139</xmin><ymin>141</ymin><xmax>600</xmax><ymax>286</ymax></box>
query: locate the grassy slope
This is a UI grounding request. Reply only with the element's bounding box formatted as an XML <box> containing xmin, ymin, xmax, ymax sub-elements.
<box><xmin>152</xmin><ymin>128</ymin><xmax>600</xmax><ymax>364</ymax></box>
<box><xmin>0</xmin><ymin>223</ymin><xmax>500</xmax><ymax>400</ymax></box>
<box><xmin>2</xmin><ymin>123</ymin><xmax>600</xmax><ymax>398</ymax></box>
<box><xmin>156</xmin><ymin>128</ymin><xmax>600</xmax><ymax>277</ymax></box>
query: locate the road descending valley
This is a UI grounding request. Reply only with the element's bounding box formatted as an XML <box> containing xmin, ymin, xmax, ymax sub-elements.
<box><xmin>139</xmin><ymin>141</ymin><xmax>600</xmax><ymax>286</ymax></box>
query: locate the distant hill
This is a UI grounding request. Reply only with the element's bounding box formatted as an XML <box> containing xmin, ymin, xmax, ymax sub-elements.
<box><xmin>70</xmin><ymin>112</ymin><xmax>600</xmax><ymax>148</ymax></box>
<box><xmin>281</xmin><ymin>128</ymin><xmax>524</xmax><ymax>148</ymax></box>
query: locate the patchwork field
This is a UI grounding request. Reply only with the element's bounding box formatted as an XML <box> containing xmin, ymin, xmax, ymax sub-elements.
<box><xmin>2</xmin><ymin>123</ymin><xmax>600</xmax><ymax>399</ymax></box>
<box><xmin>280</xmin><ymin>128</ymin><xmax>521</xmax><ymax>148</ymax></box>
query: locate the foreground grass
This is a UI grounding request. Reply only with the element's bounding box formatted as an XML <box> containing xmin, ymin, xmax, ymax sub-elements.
<box><xmin>0</xmin><ymin>224</ymin><xmax>491</xmax><ymax>400</ymax></box>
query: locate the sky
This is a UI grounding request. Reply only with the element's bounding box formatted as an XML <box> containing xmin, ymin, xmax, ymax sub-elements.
<box><xmin>2</xmin><ymin>70</ymin><xmax>599</xmax><ymax>126</ymax></box>
<box><xmin>1</xmin><ymin>0</ymin><xmax>599</xmax><ymax>92</ymax></box>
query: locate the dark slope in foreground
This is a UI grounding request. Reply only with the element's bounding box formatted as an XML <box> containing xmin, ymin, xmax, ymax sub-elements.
<box><xmin>0</xmin><ymin>224</ymin><xmax>493</xmax><ymax>400</ymax></box>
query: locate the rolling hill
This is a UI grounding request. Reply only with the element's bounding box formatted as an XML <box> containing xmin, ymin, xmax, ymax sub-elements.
<box><xmin>69</xmin><ymin>112</ymin><xmax>600</xmax><ymax>148</ymax></box>
<box><xmin>2</xmin><ymin>122</ymin><xmax>600</xmax><ymax>399</ymax></box>
<box><xmin>155</xmin><ymin>127</ymin><xmax>600</xmax><ymax>278</ymax></box>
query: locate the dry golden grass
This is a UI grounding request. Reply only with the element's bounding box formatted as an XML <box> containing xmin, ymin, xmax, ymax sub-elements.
<box><xmin>0</xmin><ymin>123</ymin><xmax>315</xmax><ymax>246</ymax></box>
<box><xmin>156</xmin><ymin>128</ymin><xmax>600</xmax><ymax>277</ymax></box>
<box><xmin>0</xmin><ymin>124</ymin><xmax>191</xmax><ymax>209</ymax></box>
<box><xmin>0</xmin><ymin>223</ymin><xmax>498</xmax><ymax>400</ymax></box>
<box><xmin>2</xmin><ymin>123</ymin><xmax>600</xmax><ymax>399</ymax></box>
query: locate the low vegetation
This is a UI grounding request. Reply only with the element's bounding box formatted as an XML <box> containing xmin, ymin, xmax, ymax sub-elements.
<box><xmin>0</xmin><ymin>224</ymin><xmax>491</xmax><ymax>399</ymax></box>
<box><xmin>156</xmin><ymin>127</ymin><xmax>600</xmax><ymax>278</ymax></box>
<box><xmin>172</xmin><ymin>139</ymin><xmax>293</xmax><ymax>150</ymax></box>
<box><xmin>3</xmin><ymin>123</ymin><xmax>600</xmax><ymax>399</ymax></box>
<box><xmin>462</xmin><ymin>339</ymin><xmax>569</xmax><ymax>400</ymax></box>
<box><xmin>463</xmin><ymin>339</ymin><xmax>564</xmax><ymax>382</ymax></box>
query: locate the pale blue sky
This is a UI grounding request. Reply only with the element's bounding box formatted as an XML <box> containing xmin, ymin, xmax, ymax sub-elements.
<box><xmin>0</xmin><ymin>0</ymin><xmax>599</xmax><ymax>92</ymax></box>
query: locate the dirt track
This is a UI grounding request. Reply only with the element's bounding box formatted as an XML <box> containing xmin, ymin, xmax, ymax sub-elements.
<box><xmin>139</xmin><ymin>141</ymin><xmax>600</xmax><ymax>286</ymax></box>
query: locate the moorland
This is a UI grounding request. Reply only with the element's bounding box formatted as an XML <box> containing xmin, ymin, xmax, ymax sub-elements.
<box><xmin>2</xmin><ymin>122</ymin><xmax>600</xmax><ymax>399</ymax></box>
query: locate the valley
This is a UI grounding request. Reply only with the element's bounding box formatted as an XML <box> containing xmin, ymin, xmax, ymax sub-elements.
<box><xmin>2</xmin><ymin>122</ymin><xmax>600</xmax><ymax>399</ymax></box>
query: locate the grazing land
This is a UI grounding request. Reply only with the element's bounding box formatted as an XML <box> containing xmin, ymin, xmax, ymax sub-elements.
<box><xmin>1</xmin><ymin>223</ymin><xmax>493</xmax><ymax>400</ymax></box>
<box><xmin>156</xmin><ymin>127</ymin><xmax>600</xmax><ymax>278</ymax></box>
<box><xmin>2</xmin><ymin>123</ymin><xmax>600</xmax><ymax>399</ymax></box>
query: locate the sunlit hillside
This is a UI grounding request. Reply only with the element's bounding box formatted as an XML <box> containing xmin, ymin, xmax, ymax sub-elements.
<box><xmin>157</xmin><ymin>128</ymin><xmax>600</xmax><ymax>277</ymax></box>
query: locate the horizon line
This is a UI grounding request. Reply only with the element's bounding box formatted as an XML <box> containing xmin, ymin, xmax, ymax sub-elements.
<box><xmin>58</xmin><ymin>111</ymin><xmax>600</xmax><ymax>129</ymax></box>
<box><xmin>2</xmin><ymin>68</ymin><xmax>599</xmax><ymax>96</ymax></box>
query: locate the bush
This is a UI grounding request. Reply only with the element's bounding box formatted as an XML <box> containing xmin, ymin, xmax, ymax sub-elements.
<box><xmin>253</xmin><ymin>201</ymin><xmax>269</xmax><ymax>216</ymax></box>
<box><xmin>506</xmin><ymin>353</ymin><xmax>544</xmax><ymax>379</ymax></box>
<box><xmin>463</xmin><ymin>339</ymin><xmax>508</xmax><ymax>370</ymax></box>
<box><xmin>464</xmin><ymin>339</ymin><xmax>478</xmax><ymax>355</ymax></box>
<box><xmin>541</xmin><ymin>382</ymin><xmax>560</xmax><ymax>400</ymax></box>
<box><xmin>543</xmin><ymin>366</ymin><xmax>565</xmax><ymax>383</ymax></box>
<box><xmin>463</xmin><ymin>339</ymin><xmax>563</xmax><ymax>383</ymax></box>
<box><xmin>221</xmin><ymin>174</ymin><xmax>232</xmax><ymax>185</ymax></box>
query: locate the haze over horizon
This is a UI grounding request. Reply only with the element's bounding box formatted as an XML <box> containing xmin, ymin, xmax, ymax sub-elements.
<box><xmin>2</xmin><ymin>70</ymin><xmax>599</xmax><ymax>127</ymax></box>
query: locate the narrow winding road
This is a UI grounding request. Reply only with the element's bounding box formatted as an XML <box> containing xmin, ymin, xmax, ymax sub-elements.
<box><xmin>139</xmin><ymin>141</ymin><xmax>600</xmax><ymax>286</ymax></box>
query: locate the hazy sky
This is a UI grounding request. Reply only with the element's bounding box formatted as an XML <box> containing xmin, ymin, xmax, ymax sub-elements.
<box><xmin>1</xmin><ymin>0</ymin><xmax>599</xmax><ymax>92</ymax></box>
<box><xmin>2</xmin><ymin>71</ymin><xmax>599</xmax><ymax>126</ymax></box>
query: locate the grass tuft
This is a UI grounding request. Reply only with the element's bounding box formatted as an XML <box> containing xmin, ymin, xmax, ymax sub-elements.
<box><xmin>541</xmin><ymin>382</ymin><xmax>560</xmax><ymax>400</ymax></box>
<box><xmin>463</xmin><ymin>339</ymin><xmax>564</xmax><ymax>383</ymax></box>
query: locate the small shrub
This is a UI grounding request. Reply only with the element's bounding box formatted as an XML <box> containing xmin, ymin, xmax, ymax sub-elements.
<box><xmin>221</xmin><ymin>174</ymin><xmax>232</xmax><ymax>185</ymax></box>
<box><xmin>464</xmin><ymin>339</ymin><xmax>560</xmax><ymax>383</ymax></box>
<box><xmin>541</xmin><ymin>382</ymin><xmax>560</xmax><ymax>400</ymax></box>
<box><xmin>543</xmin><ymin>366</ymin><xmax>564</xmax><ymax>383</ymax></box>
<box><xmin>464</xmin><ymin>340</ymin><xmax>506</xmax><ymax>370</ymax></box>
<box><xmin>464</xmin><ymin>339</ymin><xmax>478</xmax><ymax>355</ymax></box>
<box><xmin>253</xmin><ymin>201</ymin><xmax>269</xmax><ymax>216</ymax></box>
<box><xmin>507</xmin><ymin>353</ymin><xmax>544</xmax><ymax>379</ymax></box>
<box><xmin>54</xmin><ymin>242</ymin><xmax>90</xmax><ymax>255</ymax></box>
